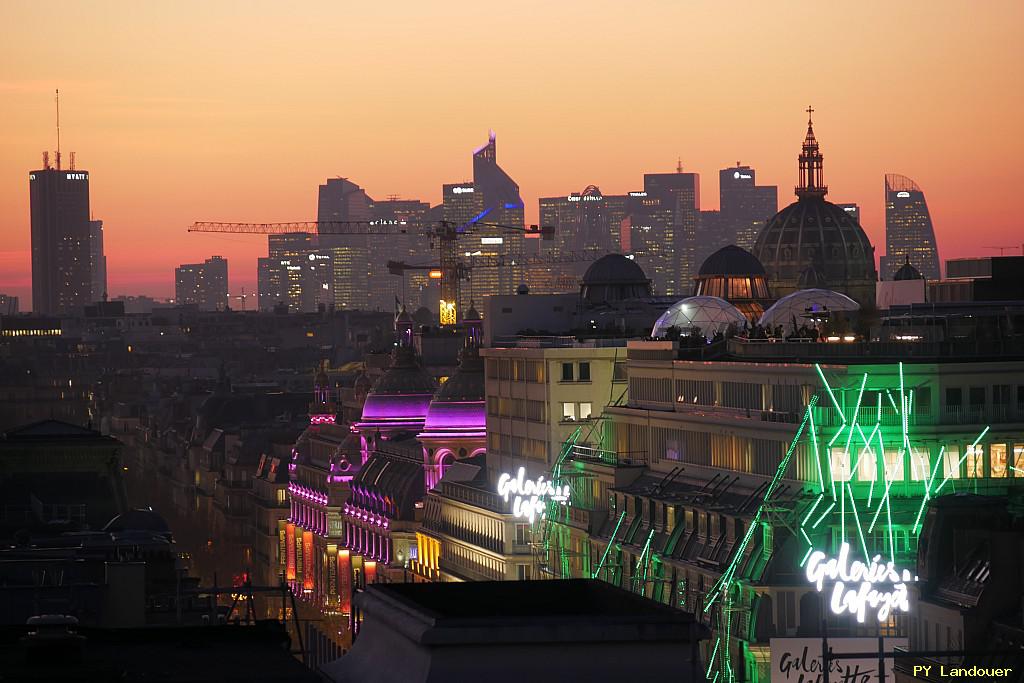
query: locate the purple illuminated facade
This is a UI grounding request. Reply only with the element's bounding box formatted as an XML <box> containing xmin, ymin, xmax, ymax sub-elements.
<box><xmin>419</xmin><ymin>341</ymin><xmax>486</xmax><ymax>490</ymax></box>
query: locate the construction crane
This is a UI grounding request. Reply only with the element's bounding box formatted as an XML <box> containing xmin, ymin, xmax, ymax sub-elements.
<box><xmin>983</xmin><ymin>245</ymin><xmax>1022</xmax><ymax>256</ymax></box>
<box><xmin>387</xmin><ymin>250</ymin><xmax>606</xmax><ymax>313</ymax></box>
<box><xmin>189</xmin><ymin>220</ymin><xmax>554</xmax><ymax>324</ymax></box>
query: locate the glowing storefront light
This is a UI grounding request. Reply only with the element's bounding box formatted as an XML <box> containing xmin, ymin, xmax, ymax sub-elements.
<box><xmin>439</xmin><ymin>299</ymin><xmax>457</xmax><ymax>326</ymax></box>
<box><xmin>805</xmin><ymin>542</ymin><xmax>916</xmax><ymax>622</ymax></box>
<box><xmin>496</xmin><ymin>467</ymin><xmax>569</xmax><ymax>523</ymax></box>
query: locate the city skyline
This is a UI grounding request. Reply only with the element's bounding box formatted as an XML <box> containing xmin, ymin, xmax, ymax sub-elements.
<box><xmin>2</xmin><ymin>1</ymin><xmax>1022</xmax><ymax>308</ymax></box>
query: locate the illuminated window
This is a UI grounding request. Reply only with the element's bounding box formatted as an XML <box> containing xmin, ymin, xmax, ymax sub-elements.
<box><xmin>991</xmin><ymin>444</ymin><xmax>1007</xmax><ymax>478</ymax></box>
<box><xmin>562</xmin><ymin>403</ymin><xmax>576</xmax><ymax>421</ymax></box>
<box><xmin>1015</xmin><ymin>444</ymin><xmax>1024</xmax><ymax>477</ymax></box>
<box><xmin>944</xmin><ymin>446</ymin><xmax>960</xmax><ymax>479</ymax></box>
<box><xmin>883</xmin><ymin>449</ymin><xmax>904</xmax><ymax>481</ymax></box>
<box><xmin>909</xmin><ymin>448</ymin><xmax>929</xmax><ymax>481</ymax></box>
<box><xmin>966</xmin><ymin>444</ymin><xmax>984</xmax><ymax>478</ymax></box>
<box><xmin>579</xmin><ymin>402</ymin><xmax>593</xmax><ymax>419</ymax></box>
<box><xmin>856</xmin><ymin>446</ymin><xmax>877</xmax><ymax>481</ymax></box>
<box><xmin>830</xmin><ymin>447</ymin><xmax>852</xmax><ymax>482</ymax></box>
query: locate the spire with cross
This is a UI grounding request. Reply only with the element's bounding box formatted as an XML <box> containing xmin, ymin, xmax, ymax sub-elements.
<box><xmin>796</xmin><ymin>106</ymin><xmax>827</xmax><ymax>198</ymax></box>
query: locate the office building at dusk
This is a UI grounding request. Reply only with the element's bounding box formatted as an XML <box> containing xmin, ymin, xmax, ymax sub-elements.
<box><xmin>29</xmin><ymin>166</ymin><xmax>92</xmax><ymax>314</ymax></box>
<box><xmin>442</xmin><ymin>134</ymin><xmax>526</xmax><ymax>308</ymax></box>
<box><xmin>883</xmin><ymin>173</ymin><xmax>940</xmax><ymax>280</ymax></box>
<box><xmin>718</xmin><ymin>164</ymin><xmax>777</xmax><ymax>252</ymax></box>
<box><xmin>257</xmin><ymin>233</ymin><xmax>333</xmax><ymax>313</ymax></box>
<box><xmin>89</xmin><ymin>219</ymin><xmax>107</xmax><ymax>301</ymax></box>
<box><xmin>318</xmin><ymin>178</ymin><xmax>373</xmax><ymax>310</ymax></box>
<box><xmin>174</xmin><ymin>256</ymin><xmax>228</xmax><ymax>311</ymax></box>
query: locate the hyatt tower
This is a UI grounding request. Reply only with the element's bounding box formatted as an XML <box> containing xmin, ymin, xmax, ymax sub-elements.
<box><xmin>29</xmin><ymin>165</ymin><xmax>93</xmax><ymax>314</ymax></box>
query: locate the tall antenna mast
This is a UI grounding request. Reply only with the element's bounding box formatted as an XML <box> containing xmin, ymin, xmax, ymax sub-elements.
<box><xmin>55</xmin><ymin>89</ymin><xmax>62</xmax><ymax>171</ymax></box>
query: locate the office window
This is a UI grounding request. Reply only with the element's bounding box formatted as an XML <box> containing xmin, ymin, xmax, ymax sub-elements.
<box><xmin>909</xmin><ymin>448</ymin><xmax>929</xmax><ymax>481</ymax></box>
<box><xmin>883</xmin><ymin>449</ymin><xmax>904</xmax><ymax>481</ymax></box>
<box><xmin>991</xmin><ymin>444</ymin><xmax>1008</xmax><ymax>478</ymax></box>
<box><xmin>966</xmin><ymin>444</ymin><xmax>984</xmax><ymax>478</ymax></box>
<box><xmin>968</xmin><ymin>387</ymin><xmax>985</xmax><ymax>412</ymax></box>
<box><xmin>613</xmin><ymin>361</ymin><xmax>627</xmax><ymax>382</ymax></box>
<box><xmin>579</xmin><ymin>402</ymin><xmax>593</xmax><ymax>419</ymax></box>
<box><xmin>856</xmin><ymin>446</ymin><xmax>877</xmax><ymax>481</ymax></box>
<box><xmin>578</xmin><ymin>362</ymin><xmax>591</xmax><ymax>382</ymax></box>
<box><xmin>946</xmin><ymin>388</ymin><xmax>962</xmax><ymax>408</ymax></box>
<box><xmin>1014</xmin><ymin>444</ymin><xmax>1024</xmax><ymax>477</ymax></box>
<box><xmin>561</xmin><ymin>362</ymin><xmax>574</xmax><ymax>382</ymax></box>
<box><xmin>944</xmin><ymin>446</ymin><xmax>961</xmax><ymax>479</ymax></box>
<box><xmin>830</xmin><ymin>447</ymin><xmax>852</xmax><ymax>482</ymax></box>
<box><xmin>915</xmin><ymin>387</ymin><xmax>932</xmax><ymax>414</ymax></box>
<box><xmin>562</xmin><ymin>402</ymin><xmax>576</xmax><ymax>421</ymax></box>
<box><xmin>515</xmin><ymin>523</ymin><xmax>530</xmax><ymax>545</ymax></box>
<box><xmin>517</xmin><ymin>564</ymin><xmax>532</xmax><ymax>580</ymax></box>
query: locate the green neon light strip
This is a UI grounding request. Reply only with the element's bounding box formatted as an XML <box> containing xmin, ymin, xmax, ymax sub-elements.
<box><xmin>812</xmin><ymin>501</ymin><xmax>835</xmax><ymax>529</ymax></box>
<box><xmin>912</xmin><ymin>447</ymin><xmax>946</xmax><ymax>533</ymax></box>
<box><xmin>707</xmin><ymin>637</ymin><xmax>720</xmax><ymax>678</ymax></box>
<box><xmin>800</xmin><ymin>546</ymin><xmax>813</xmax><ymax>567</ymax></box>
<box><xmin>868</xmin><ymin>429</ymin><xmax>885</xmax><ymax>509</ymax></box>
<box><xmin>846</xmin><ymin>483</ymin><xmax>870</xmax><ymax>560</ymax></box>
<box><xmin>936</xmin><ymin>426</ymin><xmax>990</xmax><ymax>494</ymax></box>
<box><xmin>885</xmin><ymin>484</ymin><xmax>896</xmax><ymax>562</ymax></box>
<box><xmin>801</xmin><ymin>494</ymin><xmax>824</xmax><ymax>527</ymax></box>
<box><xmin>886</xmin><ymin>389</ymin><xmax>900</xmax><ymax>413</ymax></box>
<box><xmin>868</xmin><ymin>456</ymin><xmax>898</xmax><ymax>533</ymax></box>
<box><xmin>592</xmin><ymin>511</ymin><xmax>626</xmax><ymax>579</ymax></box>
<box><xmin>815</xmin><ymin>364</ymin><xmax>844</xmax><ymax>418</ymax></box>
<box><xmin>808</xmin><ymin>409</ymin><xmax>825</xmax><ymax>493</ymax></box>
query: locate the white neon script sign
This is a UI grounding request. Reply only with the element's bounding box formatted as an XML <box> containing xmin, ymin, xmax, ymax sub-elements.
<box><xmin>805</xmin><ymin>542</ymin><xmax>916</xmax><ymax>623</ymax></box>
<box><xmin>496</xmin><ymin>467</ymin><xmax>569</xmax><ymax>523</ymax></box>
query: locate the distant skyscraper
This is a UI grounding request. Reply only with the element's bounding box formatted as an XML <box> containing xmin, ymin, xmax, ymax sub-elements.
<box><xmin>257</xmin><ymin>233</ymin><xmax>333</xmax><ymax>313</ymax></box>
<box><xmin>370</xmin><ymin>198</ymin><xmax>432</xmax><ymax>311</ymax></box>
<box><xmin>718</xmin><ymin>164</ymin><xmax>777</xmax><ymax>252</ymax></box>
<box><xmin>318</xmin><ymin>178</ymin><xmax>372</xmax><ymax>310</ymax></box>
<box><xmin>0</xmin><ymin>294</ymin><xmax>19</xmax><ymax>315</ymax></box>
<box><xmin>89</xmin><ymin>219</ymin><xmax>107</xmax><ymax>301</ymax></box>
<box><xmin>536</xmin><ymin>186</ymin><xmax>624</xmax><ymax>293</ymax></box>
<box><xmin>884</xmin><ymin>174</ymin><xmax>940</xmax><ymax>280</ymax></box>
<box><xmin>29</xmin><ymin>165</ymin><xmax>92</xmax><ymax>313</ymax></box>
<box><xmin>442</xmin><ymin>133</ymin><xmax>526</xmax><ymax>308</ymax></box>
<box><xmin>640</xmin><ymin>169</ymin><xmax>700</xmax><ymax>295</ymax></box>
<box><xmin>175</xmin><ymin>256</ymin><xmax>228</xmax><ymax>311</ymax></box>
<box><xmin>836</xmin><ymin>202</ymin><xmax>860</xmax><ymax>222</ymax></box>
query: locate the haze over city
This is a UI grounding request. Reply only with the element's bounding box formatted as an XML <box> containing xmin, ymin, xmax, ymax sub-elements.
<box><xmin>2</xmin><ymin>0</ymin><xmax>1022</xmax><ymax>306</ymax></box>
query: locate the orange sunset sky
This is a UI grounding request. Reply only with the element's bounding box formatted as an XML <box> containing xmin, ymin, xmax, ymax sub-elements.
<box><xmin>1</xmin><ymin>1</ymin><xmax>1022</xmax><ymax>309</ymax></box>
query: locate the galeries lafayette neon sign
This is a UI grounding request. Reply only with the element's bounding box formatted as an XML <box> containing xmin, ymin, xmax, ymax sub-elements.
<box><xmin>496</xmin><ymin>467</ymin><xmax>569</xmax><ymax>523</ymax></box>
<box><xmin>805</xmin><ymin>542</ymin><xmax>917</xmax><ymax>623</ymax></box>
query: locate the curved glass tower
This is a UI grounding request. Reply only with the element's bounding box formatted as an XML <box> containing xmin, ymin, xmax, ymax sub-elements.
<box><xmin>884</xmin><ymin>173</ymin><xmax>940</xmax><ymax>280</ymax></box>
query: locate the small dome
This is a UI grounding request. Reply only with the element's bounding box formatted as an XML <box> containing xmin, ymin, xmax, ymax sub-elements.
<box><xmin>583</xmin><ymin>254</ymin><xmax>648</xmax><ymax>286</ymax></box>
<box><xmin>582</xmin><ymin>184</ymin><xmax>603</xmax><ymax>197</ymax></box>
<box><xmin>421</xmin><ymin>348</ymin><xmax>485</xmax><ymax>437</ymax></box>
<box><xmin>758</xmin><ymin>288</ymin><xmax>860</xmax><ymax>329</ymax></box>
<box><xmin>699</xmin><ymin>245</ymin><xmax>766</xmax><ymax>276</ymax></box>
<box><xmin>464</xmin><ymin>301</ymin><xmax>481</xmax><ymax>321</ymax></box>
<box><xmin>581</xmin><ymin>254</ymin><xmax>652</xmax><ymax>304</ymax></box>
<box><xmin>395</xmin><ymin>305</ymin><xmax>414</xmax><ymax>324</ymax></box>
<box><xmin>893</xmin><ymin>256</ymin><xmax>923</xmax><ymax>281</ymax></box>
<box><xmin>651</xmin><ymin>296</ymin><xmax>747</xmax><ymax>338</ymax></box>
<box><xmin>359</xmin><ymin>346</ymin><xmax>437</xmax><ymax>429</ymax></box>
<box><xmin>104</xmin><ymin>508</ymin><xmax>171</xmax><ymax>535</ymax></box>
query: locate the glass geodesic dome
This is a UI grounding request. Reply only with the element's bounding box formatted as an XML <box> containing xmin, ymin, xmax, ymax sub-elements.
<box><xmin>758</xmin><ymin>288</ymin><xmax>860</xmax><ymax>330</ymax></box>
<box><xmin>651</xmin><ymin>296</ymin><xmax>748</xmax><ymax>338</ymax></box>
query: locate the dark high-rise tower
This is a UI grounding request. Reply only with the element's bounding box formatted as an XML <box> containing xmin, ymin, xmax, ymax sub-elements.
<box><xmin>89</xmin><ymin>219</ymin><xmax>107</xmax><ymax>301</ymax></box>
<box><xmin>884</xmin><ymin>174</ymin><xmax>940</xmax><ymax>280</ymax></box>
<box><xmin>643</xmin><ymin>168</ymin><xmax>700</xmax><ymax>295</ymax></box>
<box><xmin>30</xmin><ymin>166</ymin><xmax>92</xmax><ymax>313</ymax></box>
<box><xmin>175</xmin><ymin>256</ymin><xmax>228</xmax><ymax>311</ymax></box>
<box><xmin>718</xmin><ymin>165</ymin><xmax>777</xmax><ymax>252</ymax></box>
<box><xmin>442</xmin><ymin>132</ymin><xmax>526</xmax><ymax>306</ymax></box>
<box><xmin>317</xmin><ymin>178</ymin><xmax>373</xmax><ymax>310</ymax></box>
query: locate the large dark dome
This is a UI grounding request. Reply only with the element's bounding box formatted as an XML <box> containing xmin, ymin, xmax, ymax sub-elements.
<box><xmin>752</xmin><ymin>110</ymin><xmax>879</xmax><ymax>305</ymax></box>
<box><xmin>753</xmin><ymin>196</ymin><xmax>876</xmax><ymax>288</ymax></box>
<box><xmin>581</xmin><ymin>254</ymin><xmax>652</xmax><ymax>304</ymax></box>
<box><xmin>699</xmin><ymin>245</ymin><xmax>766</xmax><ymax>276</ymax></box>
